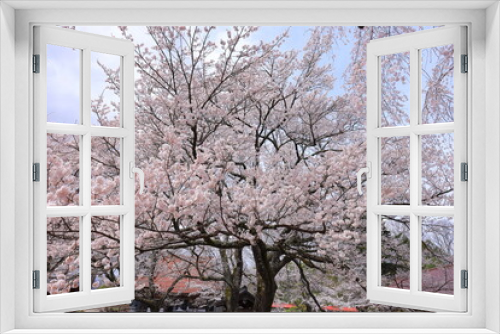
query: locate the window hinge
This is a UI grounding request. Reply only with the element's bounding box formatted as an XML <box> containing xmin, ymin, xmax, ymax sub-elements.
<box><xmin>33</xmin><ymin>163</ymin><xmax>40</xmax><ymax>182</ymax></box>
<box><xmin>461</xmin><ymin>270</ymin><xmax>468</xmax><ymax>289</ymax></box>
<box><xmin>461</xmin><ymin>54</ymin><xmax>468</xmax><ymax>73</ymax></box>
<box><xmin>33</xmin><ymin>270</ymin><xmax>40</xmax><ymax>289</ymax></box>
<box><xmin>33</xmin><ymin>54</ymin><xmax>40</xmax><ymax>73</ymax></box>
<box><xmin>461</xmin><ymin>162</ymin><xmax>468</xmax><ymax>181</ymax></box>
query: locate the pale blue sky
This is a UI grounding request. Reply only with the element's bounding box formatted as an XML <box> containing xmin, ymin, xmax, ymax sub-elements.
<box><xmin>47</xmin><ymin>26</ymin><xmax>356</xmax><ymax>124</ymax></box>
<box><xmin>47</xmin><ymin>26</ymin><xmax>436</xmax><ymax>124</ymax></box>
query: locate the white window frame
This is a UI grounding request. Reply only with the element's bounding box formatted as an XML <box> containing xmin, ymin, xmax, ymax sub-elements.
<box><xmin>365</xmin><ymin>26</ymin><xmax>467</xmax><ymax>312</ymax></box>
<box><xmin>33</xmin><ymin>26</ymin><xmax>136</xmax><ymax>312</ymax></box>
<box><xmin>0</xmin><ymin>1</ymin><xmax>499</xmax><ymax>333</ymax></box>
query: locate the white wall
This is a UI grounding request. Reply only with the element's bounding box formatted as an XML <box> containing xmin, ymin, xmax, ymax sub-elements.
<box><xmin>0</xmin><ymin>2</ymin><xmax>16</xmax><ymax>333</ymax></box>
<box><xmin>485</xmin><ymin>2</ymin><xmax>500</xmax><ymax>333</ymax></box>
<box><xmin>1</xmin><ymin>3</ymin><xmax>496</xmax><ymax>332</ymax></box>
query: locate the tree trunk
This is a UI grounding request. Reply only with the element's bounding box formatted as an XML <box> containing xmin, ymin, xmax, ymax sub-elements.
<box><xmin>221</xmin><ymin>248</ymin><xmax>244</xmax><ymax>312</ymax></box>
<box><xmin>134</xmin><ymin>297</ymin><xmax>163</xmax><ymax>312</ymax></box>
<box><xmin>225</xmin><ymin>285</ymin><xmax>240</xmax><ymax>312</ymax></box>
<box><xmin>251</xmin><ymin>241</ymin><xmax>277</xmax><ymax>312</ymax></box>
<box><xmin>253</xmin><ymin>273</ymin><xmax>277</xmax><ymax>312</ymax></box>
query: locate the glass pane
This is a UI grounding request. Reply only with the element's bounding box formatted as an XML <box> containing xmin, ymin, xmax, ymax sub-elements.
<box><xmin>421</xmin><ymin>133</ymin><xmax>454</xmax><ymax>206</ymax></box>
<box><xmin>421</xmin><ymin>45</ymin><xmax>454</xmax><ymax>124</ymax></box>
<box><xmin>381</xmin><ymin>136</ymin><xmax>410</xmax><ymax>205</ymax></box>
<box><xmin>47</xmin><ymin>134</ymin><xmax>80</xmax><ymax>206</ymax></box>
<box><xmin>91</xmin><ymin>52</ymin><xmax>121</xmax><ymax>127</ymax></box>
<box><xmin>380</xmin><ymin>52</ymin><xmax>410</xmax><ymax>127</ymax></box>
<box><xmin>47</xmin><ymin>44</ymin><xmax>81</xmax><ymax>124</ymax></box>
<box><xmin>91</xmin><ymin>137</ymin><xmax>121</xmax><ymax>205</ymax></box>
<box><xmin>421</xmin><ymin>216</ymin><xmax>454</xmax><ymax>295</ymax></box>
<box><xmin>381</xmin><ymin>215</ymin><xmax>410</xmax><ymax>289</ymax></box>
<box><xmin>47</xmin><ymin>217</ymin><xmax>80</xmax><ymax>295</ymax></box>
<box><xmin>91</xmin><ymin>216</ymin><xmax>121</xmax><ymax>290</ymax></box>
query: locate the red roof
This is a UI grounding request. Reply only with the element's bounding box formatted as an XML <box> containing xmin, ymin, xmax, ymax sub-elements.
<box><xmin>272</xmin><ymin>303</ymin><xmax>358</xmax><ymax>312</ymax></box>
<box><xmin>272</xmin><ymin>303</ymin><xmax>296</xmax><ymax>309</ymax></box>
<box><xmin>322</xmin><ymin>306</ymin><xmax>358</xmax><ymax>312</ymax></box>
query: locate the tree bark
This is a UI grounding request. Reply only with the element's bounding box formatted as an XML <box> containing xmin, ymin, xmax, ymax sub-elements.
<box><xmin>221</xmin><ymin>248</ymin><xmax>244</xmax><ymax>312</ymax></box>
<box><xmin>251</xmin><ymin>241</ymin><xmax>277</xmax><ymax>312</ymax></box>
<box><xmin>253</xmin><ymin>273</ymin><xmax>277</xmax><ymax>312</ymax></box>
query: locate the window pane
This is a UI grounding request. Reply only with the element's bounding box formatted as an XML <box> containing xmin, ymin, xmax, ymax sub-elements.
<box><xmin>47</xmin><ymin>134</ymin><xmax>80</xmax><ymax>206</ymax></box>
<box><xmin>47</xmin><ymin>44</ymin><xmax>81</xmax><ymax>124</ymax></box>
<box><xmin>381</xmin><ymin>215</ymin><xmax>410</xmax><ymax>290</ymax></box>
<box><xmin>91</xmin><ymin>216</ymin><xmax>121</xmax><ymax>290</ymax></box>
<box><xmin>91</xmin><ymin>52</ymin><xmax>121</xmax><ymax>127</ymax></box>
<box><xmin>421</xmin><ymin>133</ymin><xmax>454</xmax><ymax>206</ymax></box>
<box><xmin>421</xmin><ymin>45</ymin><xmax>454</xmax><ymax>124</ymax></box>
<box><xmin>91</xmin><ymin>137</ymin><xmax>121</xmax><ymax>205</ymax></box>
<box><xmin>381</xmin><ymin>136</ymin><xmax>410</xmax><ymax>205</ymax></box>
<box><xmin>47</xmin><ymin>217</ymin><xmax>80</xmax><ymax>295</ymax></box>
<box><xmin>380</xmin><ymin>52</ymin><xmax>410</xmax><ymax>127</ymax></box>
<box><xmin>421</xmin><ymin>216</ymin><xmax>454</xmax><ymax>295</ymax></box>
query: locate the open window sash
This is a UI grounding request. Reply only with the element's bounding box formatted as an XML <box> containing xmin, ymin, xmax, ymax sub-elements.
<box><xmin>33</xmin><ymin>26</ymin><xmax>136</xmax><ymax>312</ymax></box>
<box><xmin>365</xmin><ymin>26</ymin><xmax>467</xmax><ymax>312</ymax></box>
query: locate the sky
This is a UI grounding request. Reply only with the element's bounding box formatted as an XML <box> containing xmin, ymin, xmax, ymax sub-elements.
<box><xmin>46</xmin><ymin>26</ymin><xmax>357</xmax><ymax>125</ymax></box>
<box><xmin>46</xmin><ymin>44</ymin><xmax>81</xmax><ymax>124</ymax></box>
<box><xmin>46</xmin><ymin>26</ymin><xmax>440</xmax><ymax>126</ymax></box>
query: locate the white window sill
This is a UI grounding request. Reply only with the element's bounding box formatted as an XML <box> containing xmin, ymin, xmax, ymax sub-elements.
<box><xmin>4</xmin><ymin>330</ymin><xmax>498</xmax><ymax>334</ymax></box>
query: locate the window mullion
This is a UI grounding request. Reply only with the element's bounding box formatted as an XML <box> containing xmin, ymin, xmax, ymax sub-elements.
<box><xmin>81</xmin><ymin>48</ymin><xmax>92</xmax><ymax>294</ymax></box>
<box><xmin>373</xmin><ymin>205</ymin><xmax>454</xmax><ymax>217</ymax></box>
<box><xmin>413</xmin><ymin>123</ymin><xmax>454</xmax><ymax>135</ymax></box>
<box><xmin>82</xmin><ymin>48</ymin><xmax>90</xmax><ymax>128</ymax></box>
<box><xmin>409</xmin><ymin>47</ymin><xmax>420</xmax><ymax>294</ymax></box>
<box><xmin>412</xmin><ymin>206</ymin><xmax>454</xmax><ymax>217</ymax></box>
<box><xmin>46</xmin><ymin>207</ymin><xmax>90</xmax><ymax>217</ymax></box>
<box><xmin>82</xmin><ymin>46</ymin><xmax>91</xmax><ymax>210</ymax></box>
<box><xmin>79</xmin><ymin>214</ymin><xmax>90</xmax><ymax>293</ymax></box>
<box><xmin>89</xmin><ymin>205</ymin><xmax>129</xmax><ymax>216</ymax></box>
<box><xmin>89</xmin><ymin>127</ymin><xmax>129</xmax><ymax>138</ymax></box>
<box><xmin>46</xmin><ymin>123</ymin><xmax>88</xmax><ymax>135</ymax></box>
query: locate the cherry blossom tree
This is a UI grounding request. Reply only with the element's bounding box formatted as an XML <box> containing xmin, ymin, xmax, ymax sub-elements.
<box><xmin>46</xmin><ymin>25</ymin><xmax>456</xmax><ymax>311</ymax></box>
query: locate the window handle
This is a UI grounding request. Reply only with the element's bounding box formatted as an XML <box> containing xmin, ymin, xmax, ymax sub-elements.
<box><xmin>357</xmin><ymin>162</ymin><xmax>372</xmax><ymax>195</ymax></box>
<box><xmin>129</xmin><ymin>162</ymin><xmax>145</xmax><ymax>194</ymax></box>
